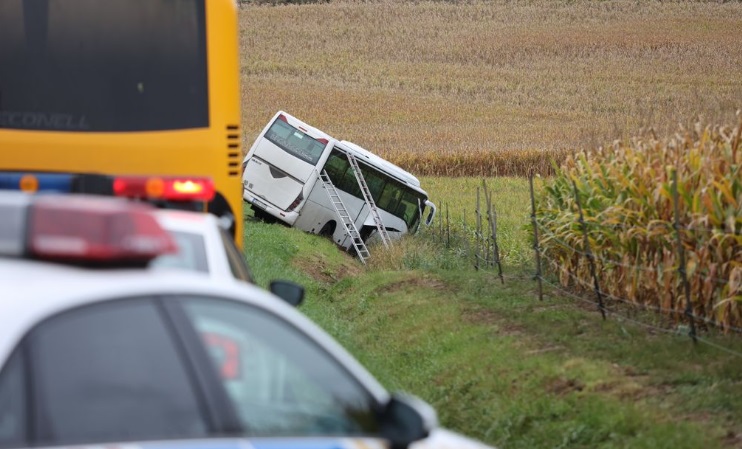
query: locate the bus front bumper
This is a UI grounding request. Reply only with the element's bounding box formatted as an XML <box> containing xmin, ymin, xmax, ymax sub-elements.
<box><xmin>243</xmin><ymin>190</ymin><xmax>299</xmax><ymax>226</ymax></box>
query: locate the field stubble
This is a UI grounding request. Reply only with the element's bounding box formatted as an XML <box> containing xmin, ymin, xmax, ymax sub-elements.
<box><xmin>240</xmin><ymin>0</ymin><xmax>741</xmax><ymax>176</ymax></box>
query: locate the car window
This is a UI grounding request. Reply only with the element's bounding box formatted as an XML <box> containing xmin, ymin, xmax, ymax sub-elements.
<box><xmin>181</xmin><ymin>298</ymin><xmax>379</xmax><ymax>436</ymax></box>
<box><xmin>0</xmin><ymin>349</ymin><xmax>26</xmax><ymax>448</ymax></box>
<box><xmin>150</xmin><ymin>230</ymin><xmax>209</xmax><ymax>273</ymax></box>
<box><xmin>28</xmin><ymin>299</ymin><xmax>208</xmax><ymax>445</ymax></box>
<box><xmin>218</xmin><ymin>228</ymin><xmax>254</xmax><ymax>283</ymax></box>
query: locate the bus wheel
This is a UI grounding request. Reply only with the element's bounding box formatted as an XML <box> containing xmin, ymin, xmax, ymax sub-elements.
<box><xmin>253</xmin><ymin>207</ymin><xmax>277</xmax><ymax>224</ymax></box>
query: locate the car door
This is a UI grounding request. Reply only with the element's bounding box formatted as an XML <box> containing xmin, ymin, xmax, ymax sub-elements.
<box><xmin>170</xmin><ymin>296</ymin><xmax>387</xmax><ymax>440</ymax></box>
<box><xmin>0</xmin><ymin>294</ymin><xmax>391</xmax><ymax>449</ymax></box>
<box><xmin>0</xmin><ymin>297</ymin><xmax>214</xmax><ymax>447</ymax></box>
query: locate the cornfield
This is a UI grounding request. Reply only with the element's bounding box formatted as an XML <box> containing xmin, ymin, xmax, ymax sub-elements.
<box><xmin>379</xmin><ymin>148</ymin><xmax>570</xmax><ymax>178</ymax></box>
<box><xmin>240</xmin><ymin>1</ymin><xmax>742</xmax><ymax>158</ymax></box>
<box><xmin>536</xmin><ymin>118</ymin><xmax>742</xmax><ymax>330</ymax></box>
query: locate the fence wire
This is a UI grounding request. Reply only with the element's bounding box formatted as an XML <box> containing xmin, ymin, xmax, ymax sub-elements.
<box><xmin>538</xmin><ymin>265</ymin><xmax>742</xmax><ymax>359</ymax></box>
<box><xmin>540</xmin><ymin>251</ymin><xmax>742</xmax><ymax>335</ymax></box>
<box><xmin>433</xmin><ymin>176</ymin><xmax>742</xmax><ymax>358</ymax></box>
<box><xmin>534</xmin><ymin>222</ymin><xmax>732</xmax><ymax>286</ymax></box>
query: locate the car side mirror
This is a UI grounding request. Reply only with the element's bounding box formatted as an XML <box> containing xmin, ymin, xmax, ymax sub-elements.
<box><xmin>269</xmin><ymin>280</ymin><xmax>305</xmax><ymax>307</ymax></box>
<box><xmin>378</xmin><ymin>392</ymin><xmax>438</xmax><ymax>449</ymax></box>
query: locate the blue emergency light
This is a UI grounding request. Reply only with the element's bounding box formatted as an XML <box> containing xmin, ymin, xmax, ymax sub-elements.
<box><xmin>0</xmin><ymin>172</ymin><xmax>75</xmax><ymax>193</ymax></box>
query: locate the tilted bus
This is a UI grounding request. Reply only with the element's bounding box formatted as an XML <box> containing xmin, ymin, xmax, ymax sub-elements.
<box><xmin>241</xmin><ymin>111</ymin><xmax>335</xmax><ymax>226</ymax></box>
<box><xmin>241</xmin><ymin>111</ymin><xmax>436</xmax><ymax>251</ymax></box>
<box><xmin>0</xmin><ymin>0</ymin><xmax>244</xmax><ymax>245</ymax></box>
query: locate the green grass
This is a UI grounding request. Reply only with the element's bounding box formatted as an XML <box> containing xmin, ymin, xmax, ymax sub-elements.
<box><xmin>422</xmin><ymin>176</ymin><xmax>537</xmax><ymax>267</ymax></box>
<box><xmin>241</xmin><ymin>177</ymin><xmax>742</xmax><ymax>449</ymax></box>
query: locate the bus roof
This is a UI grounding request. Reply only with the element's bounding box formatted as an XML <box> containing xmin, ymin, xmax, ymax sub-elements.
<box><xmin>274</xmin><ymin>110</ymin><xmax>334</xmax><ymax>142</ymax></box>
<box><xmin>336</xmin><ymin>140</ymin><xmax>422</xmax><ymax>189</ymax></box>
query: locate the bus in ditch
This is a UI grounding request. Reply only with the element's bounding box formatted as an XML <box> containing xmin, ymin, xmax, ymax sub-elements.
<box><xmin>0</xmin><ymin>0</ymin><xmax>244</xmax><ymax>245</ymax></box>
<box><xmin>241</xmin><ymin>111</ymin><xmax>436</xmax><ymax>251</ymax></box>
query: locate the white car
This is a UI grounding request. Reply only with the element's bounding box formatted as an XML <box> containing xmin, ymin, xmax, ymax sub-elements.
<box><xmin>150</xmin><ymin>210</ymin><xmax>304</xmax><ymax>306</ymax></box>
<box><xmin>151</xmin><ymin>210</ymin><xmax>255</xmax><ymax>284</ymax></box>
<box><xmin>0</xmin><ymin>192</ymin><xmax>494</xmax><ymax>449</ymax></box>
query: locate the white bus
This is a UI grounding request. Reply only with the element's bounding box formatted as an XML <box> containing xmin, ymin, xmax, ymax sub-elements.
<box><xmin>241</xmin><ymin>112</ymin><xmax>436</xmax><ymax>250</ymax></box>
<box><xmin>241</xmin><ymin>111</ymin><xmax>335</xmax><ymax>225</ymax></box>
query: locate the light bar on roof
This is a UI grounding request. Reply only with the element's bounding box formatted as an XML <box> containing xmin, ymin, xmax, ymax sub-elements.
<box><xmin>113</xmin><ymin>176</ymin><xmax>215</xmax><ymax>202</ymax></box>
<box><xmin>0</xmin><ymin>173</ymin><xmax>75</xmax><ymax>193</ymax></box>
<box><xmin>26</xmin><ymin>195</ymin><xmax>177</xmax><ymax>262</ymax></box>
<box><xmin>0</xmin><ymin>193</ymin><xmax>32</xmax><ymax>256</ymax></box>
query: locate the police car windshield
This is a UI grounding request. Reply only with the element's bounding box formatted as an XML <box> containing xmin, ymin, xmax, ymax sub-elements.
<box><xmin>149</xmin><ymin>230</ymin><xmax>208</xmax><ymax>273</ymax></box>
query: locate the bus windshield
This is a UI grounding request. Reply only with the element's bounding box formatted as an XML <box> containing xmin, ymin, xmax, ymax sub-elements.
<box><xmin>265</xmin><ymin>117</ymin><xmax>328</xmax><ymax>166</ymax></box>
<box><xmin>0</xmin><ymin>0</ymin><xmax>208</xmax><ymax>132</ymax></box>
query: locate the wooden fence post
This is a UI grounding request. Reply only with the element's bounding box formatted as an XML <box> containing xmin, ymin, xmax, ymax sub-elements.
<box><xmin>475</xmin><ymin>187</ymin><xmax>481</xmax><ymax>270</ymax></box>
<box><xmin>529</xmin><ymin>174</ymin><xmax>544</xmax><ymax>301</ymax></box>
<box><xmin>572</xmin><ymin>180</ymin><xmax>606</xmax><ymax>320</ymax></box>
<box><xmin>673</xmin><ymin>169</ymin><xmax>698</xmax><ymax>343</ymax></box>
<box><xmin>446</xmin><ymin>202</ymin><xmax>450</xmax><ymax>248</ymax></box>
<box><xmin>438</xmin><ymin>201</ymin><xmax>444</xmax><ymax>243</ymax></box>
<box><xmin>483</xmin><ymin>179</ymin><xmax>504</xmax><ymax>284</ymax></box>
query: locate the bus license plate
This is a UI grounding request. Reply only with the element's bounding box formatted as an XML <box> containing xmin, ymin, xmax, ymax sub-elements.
<box><xmin>252</xmin><ymin>197</ymin><xmax>267</xmax><ymax>210</ymax></box>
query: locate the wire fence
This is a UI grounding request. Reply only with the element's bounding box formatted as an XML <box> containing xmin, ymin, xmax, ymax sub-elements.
<box><xmin>425</xmin><ymin>176</ymin><xmax>742</xmax><ymax>359</ymax></box>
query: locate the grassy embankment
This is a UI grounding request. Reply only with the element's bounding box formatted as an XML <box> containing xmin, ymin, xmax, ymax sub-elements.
<box><xmin>244</xmin><ymin>187</ymin><xmax>742</xmax><ymax>449</ymax></box>
<box><xmin>239</xmin><ymin>1</ymin><xmax>742</xmax><ymax>448</ymax></box>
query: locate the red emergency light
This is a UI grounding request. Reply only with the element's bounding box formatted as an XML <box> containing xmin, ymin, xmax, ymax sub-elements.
<box><xmin>113</xmin><ymin>176</ymin><xmax>215</xmax><ymax>202</ymax></box>
<box><xmin>27</xmin><ymin>195</ymin><xmax>177</xmax><ymax>262</ymax></box>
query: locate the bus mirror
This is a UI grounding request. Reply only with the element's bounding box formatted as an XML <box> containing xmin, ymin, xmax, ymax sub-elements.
<box><xmin>424</xmin><ymin>200</ymin><xmax>437</xmax><ymax>226</ymax></box>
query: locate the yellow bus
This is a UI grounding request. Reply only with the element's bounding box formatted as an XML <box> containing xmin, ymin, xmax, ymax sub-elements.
<box><xmin>0</xmin><ymin>0</ymin><xmax>244</xmax><ymax>245</ymax></box>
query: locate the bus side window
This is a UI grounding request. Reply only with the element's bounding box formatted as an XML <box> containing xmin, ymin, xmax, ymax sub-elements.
<box><xmin>339</xmin><ymin>163</ymin><xmax>362</xmax><ymax>198</ymax></box>
<box><xmin>377</xmin><ymin>182</ymin><xmax>402</xmax><ymax>212</ymax></box>
<box><xmin>324</xmin><ymin>151</ymin><xmax>349</xmax><ymax>182</ymax></box>
<box><xmin>360</xmin><ymin>165</ymin><xmax>385</xmax><ymax>200</ymax></box>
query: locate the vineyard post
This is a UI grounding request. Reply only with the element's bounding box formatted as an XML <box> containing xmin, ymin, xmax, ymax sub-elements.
<box><xmin>572</xmin><ymin>180</ymin><xmax>606</xmax><ymax>320</ymax></box>
<box><xmin>529</xmin><ymin>174</ymin><xmax>543</xmax><ymax>301</ymax></box>
<box><xmin>672</xmin><ymin>169</ymin><xmax>697</xmax><ymax>343</ymax></box>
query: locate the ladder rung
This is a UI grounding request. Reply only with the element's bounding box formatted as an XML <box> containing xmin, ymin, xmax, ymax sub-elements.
<box><xmin>320</xmin><ymin>169</ymin><xmax>370</xmax><ymax>264</ymax></box>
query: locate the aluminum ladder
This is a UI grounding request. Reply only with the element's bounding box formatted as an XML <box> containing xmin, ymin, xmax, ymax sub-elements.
<box><xmin>319</xmin><ymin>170</ymin><xmax>371</xmax><ymax>264</ymax></box>
<box><xmin>345</xmin><ymin>153</ymin><xmax>392</xmax><ymax>248</ymax></box>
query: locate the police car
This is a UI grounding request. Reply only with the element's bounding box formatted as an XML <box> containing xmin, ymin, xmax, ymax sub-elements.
<box><xmin>0</xmin><ymin>171</ymin><xmax>299</xmax><ymax>302</ymax></box>
<box><xmin>0</xmin><ymin>192</ymin><xmax>494</xmax><ymax>449</ymax></box>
